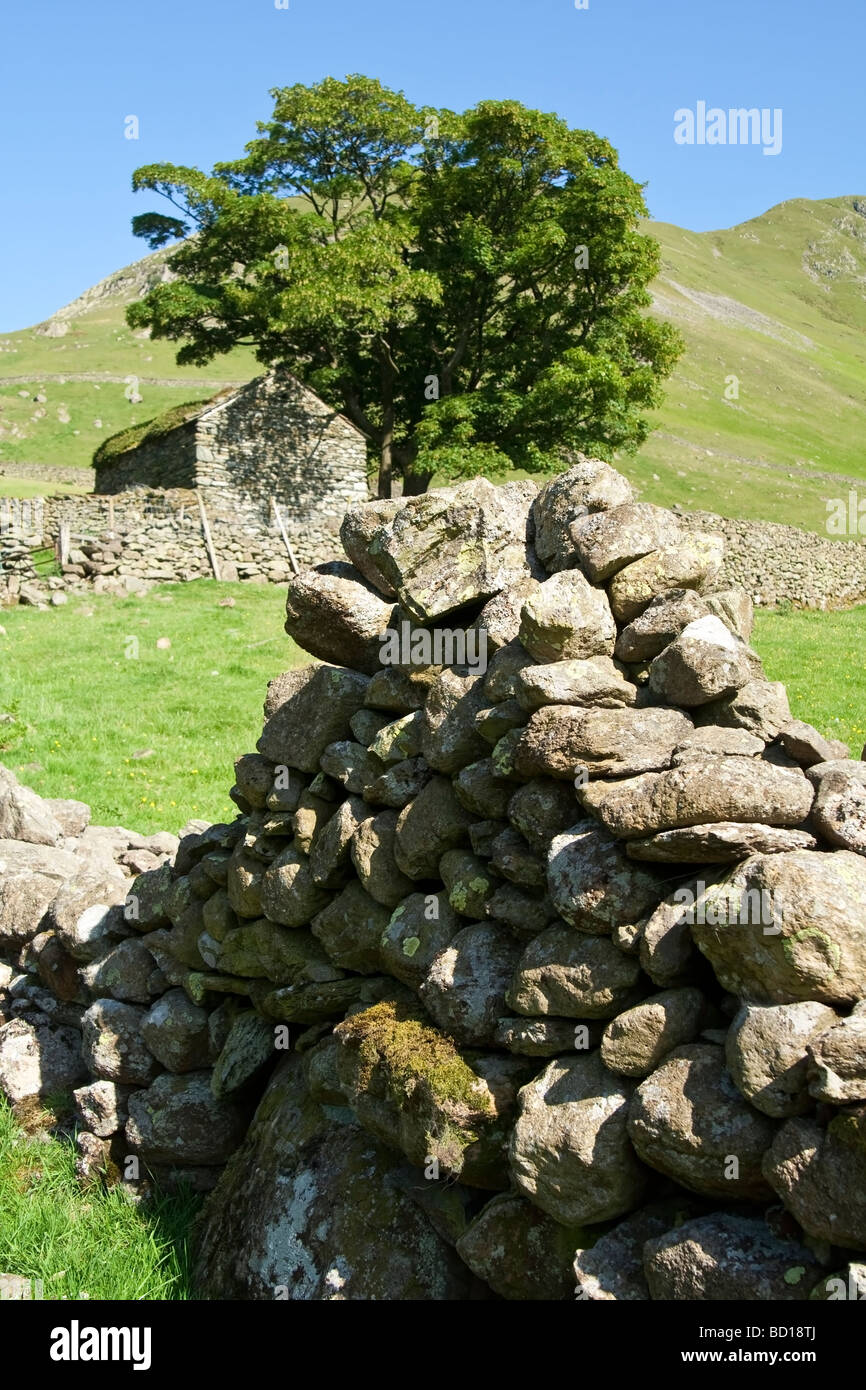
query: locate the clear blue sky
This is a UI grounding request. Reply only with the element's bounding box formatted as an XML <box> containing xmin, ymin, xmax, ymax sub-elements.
<box><xmin>1</xmin><ymin>0</ymin><xmax>863</xmax><ymax>331</ymax></box>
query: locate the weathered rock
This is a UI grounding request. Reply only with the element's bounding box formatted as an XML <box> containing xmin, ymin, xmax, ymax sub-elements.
<box><xmin>690</xmin><ymin>850</ymin><xmax>866</xmax><ymax>1006</ymax></box>
<box><xmin>472</xmin><ymin>574</ymin><xmax>544</xmax><ymax>651</ymax></box>
<box><xmin>644</xmin><ymin>1213</ymin><xmax>822</xmax><ymax>1301</ymax></box>
<box><xmin>601</xmin><ymin>988</ymin><xmax>706</xmax><ymax>1077</ymax></box>
<box><xmin>518</xmin><ymin>570</ymin><xmax>616</xmax><ymax>663</ymax></box>
<box><xmin>378</xmin><ymin>890</ymin><xmax>461</xmax><ymax>989</ymax></box>
<box><xmin>507</xmin><ymin>778</ymin><xmax>578</xmax><ymax>853</ymax></box>
<box><xmin>211</xmin><ymin>1011</ymin><xmax>275</xmax><ymax>1098</ymax></box>
<box><xmin>573</xmin><ymin>1199</ymin><xmax>700</xmax><ymax>1301</ymax></box>
<box><xmin>572</xmin><ymin>502</ymin><xmax>682</xmax><ymax>583</ymax></box>
<box><xmin>339</xmin><ymin>498</ymin><xmax>403</xmax><ymax>596</ymax></box>
<box><xmin>318</xmin><ymin>740</ymin><xmax>386</xmax><ymax>796</ymax></box>
<box><xmin>364</xmin><ymin>756</ymin><xmax>432</xmax><ymax>809</ymax></box>
<box><xmin>226</xmin><ymin>843</ymin><xmax>265</xmax><ymax>920</ymax></box>
<box><xmin>335</xmin><ymin>999</ymin><xmax>517</xmax><ymax>1188</ymax></box>
<box><xmin>368</xmin><ymin>711</ymin><xmax>423</xmax><ymax>765</ymax></box>
<box><xmin>259</xmin><ymin>844</ymin><xmax>332</xmax><ymax>928</ymax></box>
<box><xmin>493</xmin><ymin>1016</ymin><xmax>596</xmax><ymax>1056</ymax></box>
<box><xmin>231</xmin><ymin>753</ymin><xmax>274</xmax><ymax>811</ymax></box>
<box><xmin>607</xmin><ymin>536</ymin><xmax>725</xmax><ymax>624</ymax></box>
<box><xmin>350</xmin><ymin>707</ymin><xmax>392</xmax><ymax>748</ymax></box>
<box><xmin>547</xmin><ymin>822</ymin><xmax>664</xmax><ymax>933</ymax></box>
<box><xmin>0</xmin><ymin>841</ymin><xmax>79</xmax><ymax>948</ymax></box>
<box><xmin>140</xmin><ymin>989</ymin><xmax>210</xmax><ymax>1073</ymax></box>
<box><xmin>438</xmin><ymin>849</ymin><xmax>497</xmax><ymax>919</ymax></box>
<box><xmin>283</xmin><ymin>562</ymin><xmax>395</xmax><ymax>676</ymax></box>
<box><xmin>81</xmin><ymin>999</ymin><xmax>159</xmax><ymax>1084</ymax></box>
<box><xmin>726</xmin><ymin>1000</ymin><xmax>839</xmax><ymax>1116</ymax></box>
<box><xmin>310</xmin><ymin>880</ymin><xmax>390</xmax><ymax>974</ymax></box>
<box><xmin>507</xmin><ymin>926</ymin><xmax>642</xmax><ymax>1019</ymax></box>
<box><xmin>48</xmin><ymin>872</ymin><xmax>128</xmax><ymax>961</ymax></box>
<box><xmin>126</xmin><ymin>1070</ymin><xmax>248</xmax><ymax>1166</ymax></box>
<box><xmin>627</xmin><ymin>822</ymin><xmax>817</xmax><ymax>863</ymax></box>
<box><xmin>490</xmin><ymin>827</ymin><xmax>545</xmax><ymax>888</ymax></box>
<box><xmin>811</xmin><ymin>764</ymin><xmax>866</xmax><ymax>855</ymax></box>
<box><xmin>482</xmin><ymin>639</ymin><xmax>537</xmax><ymax>703</ymax></box>
<box><xmin>671</xmin><ymin>725</ymin><xmax>764</xmax><ymax>764</ymax></box>
<box><xmin>258</xmin><ymin>664</ymin><xmax>370</xmax><ymax>773</ymax></box>
<box><xmin>516</xmin><ymin>704</ymin><xmax>693</xmax><ymax>781</ymax></box>
<box><xmin>509</xmin><ymin>1052</ymin><xmax>647</xmax><ymax>1225</ymax></box>
<box><xmin>79</xmin><ymin>937</ymin><xmax>157</xmax><ymax>1003</ymax></box>
<box><xmin>697</xmin><ymin>679</ymin><xmax>791</xmax><ymax>742</ymax></box>
<box><xmin>513</xmin><ymin>656</ymin><xmax>637</xmax><ymax>712</ymax></box>
<box><xmin>309</xmin><ymin>795</ymin><xmax>370</xmax><ymax>890</ymax></box>
<box><xmin>350</xmin><ymin>809</ymin><xmax>414</xmax><ymax>907</ymax></box>
<box><xmin>806</xmin><ymin>1010</ymin><xmax>866</xmax><ymax>1103</ymax></box>
<box><xmin>704</xmin><ymin>586</ymin><xmax>754</xmax><ymax>643</ymax></box>
<box><xmin>763</xmin><ymin>1109</ymin><xmax>866</xmax><ymax>1247</ymax></box>
<box><xmin>780</xmin><ymin>720</ymin><xmax>849</xmax><ymax>768</ymax></box>
<box><xmin>638</xmin><ymin>886</ymin><xmax>706</xmax><ymax>985</ymax></box>
<box><xmin>0</xmin><ymin>1017</ymin><xmax>85</xmax><ymax>1101</ymax></box>
<box><xmin>420</xmin><ymin>668</ymin><xmax>489</xmax><ymax>774</ymax></box>
<box><xmin>456</xmin><ymin>1193</ymin><xmax>589</xmax><ymax>1300</ymax></box>
<box><xmin>614</xmin><ymin>588</ymin><xmax>710</xmax><ymax>662</ymax></box>
<box><xmin>194</xmin><ymin>1053</ymin><xmax>475</xmax><ymax>1298</ymax></box>
<box><xmin>649</xmin><ymin>616</ymin><xmax>758</xmax><ymax>707</ymax></box>
<box><xmin>0</xmin><ymin>765</ymin><xmax>64</xmax><ymax>845</ymax></box>
<box><xmin>72</xmin><ymin>1079</ymin><xmax>131</xmax><ymax>1137</ymax></box>
<box><xmin>420</xmin><ymin>922</ymin><xmax>522</xmax><ymax>1046</ymax></box>
<box><xmin>484</xmin><ymin>883</ymin><xmax>557</xmax><ymax>938</ymax></box>
<box><xmin>453</xmin><ymin>759</ymin><xmax>512</xmax><ymax>820</ymax></box>
<box><xmin>215</xmin><ymin>919</ymin><xmax>340</xmax><ymax>985</ymax></box>
<box><xmin>370</xmin><ymin>478</ymin><xmax>536</xmax><ymax>622</ymax></box>
<box><xmin>628</xmin><ymin>1043</ymin><xmax>776</xmax><ymax>1199</ymax></box>
<box><xmin>45</xmin><ymin>796</ymin><xmax>91</xmax><ymax>838</ymax></box>
<box><xmin>363</xmin><ymin>666</ymin><xmax>426</xmax><ymax>713</ymax></box>
<box><xmin>580</xmin><ymin>757</ymin><xmax>813</xmax><ymax>839</ymax></box>
<box><xmin>126</xmin><ymin>863</ymin><xmax>173</xmax><ymax>930</ymax></box>
<box><xmin>532</xmin><ymin>458</ymin><xmax>634</xmax><ymax>573</ymax></box>
<box><xmin>393</xmin><ymin>776</ymin><xmax>474</xmax><ymax>879</ymax></box>
<box><xmin>291</xmin><ymin>790</ymin><xmax>336</xmax><ymax>856</ymax></box>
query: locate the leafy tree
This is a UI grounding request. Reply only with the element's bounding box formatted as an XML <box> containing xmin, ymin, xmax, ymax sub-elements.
<box><xmin>128</xmin><ymin>75</ymin><xmax>682</xmax><ymax>496</ymax></box>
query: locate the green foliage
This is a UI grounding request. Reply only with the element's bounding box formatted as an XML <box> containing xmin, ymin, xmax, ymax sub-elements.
<box><xmin>127</xmin><ymin>75</ymin><xmax>682</xmax><ymax>495</ymax></box>
<box><xmin>0</xmin><ymin>1097</ymin><xmax>201</xmax><ymax>1300</ymax></box>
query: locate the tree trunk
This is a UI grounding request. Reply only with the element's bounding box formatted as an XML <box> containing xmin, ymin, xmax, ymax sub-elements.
<box><xmin>401</xmin><ymin>468</ymin><xmax>434</xmax><ymax>496</ymax></box>
<box><xmin>377</xmin><ymin>362</ymin><xmax>395</xmax><ymax>500</ymax></box>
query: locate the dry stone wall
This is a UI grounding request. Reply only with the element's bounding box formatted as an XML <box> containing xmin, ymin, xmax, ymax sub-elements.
<box><xmin>3</xmin><ymin>460</ymin><xmax>866</xmax><ymax>1301</ymax></box>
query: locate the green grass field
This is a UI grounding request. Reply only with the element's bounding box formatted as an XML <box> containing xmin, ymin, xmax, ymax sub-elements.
<box><xmin>0</xmin><ymin>1097</ymin><xmax>200</xmax><ymax>1300</ymax></box>
<box><xmin>0</xmin><ymin>581</ymin><xmax>305</xmax><ymax>834</ymax></box>
<box><xmin>0</xmin><ymin>581</ymin><xmax>863</xmax><ymax>835</ymax></box>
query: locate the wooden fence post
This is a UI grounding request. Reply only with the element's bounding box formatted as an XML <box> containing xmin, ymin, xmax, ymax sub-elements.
<box><xmin>196</xmin><ymin>489</ymin><xmax>221</xmax><ymax>581</ymax></box>
<box><xmin>271</xmin><ymin>498</ymin><xmax>300</xmax><ymax>575</ymax></box>
<box><xmin>59</xmin><ymin>522</ymin><xmax>71</xmax><ymax>568</ymax></box>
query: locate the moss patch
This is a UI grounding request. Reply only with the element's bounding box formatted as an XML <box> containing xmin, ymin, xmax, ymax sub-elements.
<box><xmin>336</xmin><ymin>999</ymin><xmax>493</xmax><ymax>1116</ymax></box>
<box><xmin>93</xmin><ymin>396</ymin><xmax>214</xmax><ymax>469</ymax></box>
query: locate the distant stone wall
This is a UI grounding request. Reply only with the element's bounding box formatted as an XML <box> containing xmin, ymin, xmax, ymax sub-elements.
<box><xmin>39</xmin><ymin>488</ymin><xmax>345</xmax><ymax>584</ymax></box>
<box><xmin>0</xmin><ymin>461</ymin><xmax>95</xmax><ymax>488</ymax></box>
<box><xmin>680</xmin><ymin>509</ymin><xmax>866</xmax><ymax>608</ymax></box>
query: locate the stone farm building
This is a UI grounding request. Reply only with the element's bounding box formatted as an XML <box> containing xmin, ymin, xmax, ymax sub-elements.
<box><xmin>13</xmin><ymin>369</ymin><xmax>375</xmax><ymax>590</ymax></box>
<box><xmin>93</xmin><ymin>370</ymin><xmax>370</xmax><ymax>544</ymax></box>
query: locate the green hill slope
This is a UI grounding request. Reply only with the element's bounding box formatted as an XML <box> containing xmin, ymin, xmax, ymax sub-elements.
<box><xmin>2</xmin><ymin>195</ymin><xmax>866</xmax><ymax>535</ymax></box>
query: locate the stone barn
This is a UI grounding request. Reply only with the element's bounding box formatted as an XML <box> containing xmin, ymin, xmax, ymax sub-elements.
<box><xmin>92</xmin><ymin>370</ymin><xmax>371</xmax><ymax>534</ymax></box>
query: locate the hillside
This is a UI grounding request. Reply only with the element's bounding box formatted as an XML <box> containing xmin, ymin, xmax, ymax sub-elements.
<box><xmin>2</xmin><ymin>195</ymin><xmax>866</xmax><ymax>533</ymax></box>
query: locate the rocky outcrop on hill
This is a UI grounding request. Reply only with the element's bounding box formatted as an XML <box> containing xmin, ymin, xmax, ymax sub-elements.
<box><xmin>2</xmin><ymin>458</ymin><xmax>865</xmax><ymax>1301</ymax></box>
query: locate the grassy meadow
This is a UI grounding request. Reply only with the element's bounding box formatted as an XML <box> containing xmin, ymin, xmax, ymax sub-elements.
<box><xmin>0</xmin><ymin>1097</ymin><xmax>200</xmax><ymax>1300</ymax></box>
<box><xmin>0</xmin><ymin>580</ymin><xmax>863</xmax><ymax>835</ymax></box>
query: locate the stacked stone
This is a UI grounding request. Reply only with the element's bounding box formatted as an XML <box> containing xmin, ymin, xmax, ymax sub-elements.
<box><xmin>0</xmin><ymin>768</ymin><xmax>251</xmax><ymax>1191</ymax></box>
<box><xmin>192</xmin><ymin>462</ymin><xmax>866</xmax><ymax>1300</ymax></box>
<box><xmin>5</xmin><ymin>459</ymin><xmax>866</xmax><ymax>1301</ymax></box>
